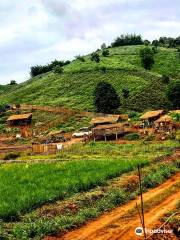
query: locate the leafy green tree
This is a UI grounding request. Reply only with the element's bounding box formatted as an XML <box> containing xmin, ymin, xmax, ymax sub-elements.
<box><xmin>102</xmin><ymin>48</ymin><xmax>109</xmax><ymax>57</ymax></box>
<box><xmin>94</xmin><ymin>82</ymin><xmax>120</xmax><ymax>113</ymax></box>
<box><xmin>75</xmin><ymin>55</ymin><xmax>85</xmax><ymax>62</ymax></box>
<box><xmin>139</xmin><ymin>47</ymin><xmax>154</xmax><ymax>70</ymax></box>
<box><xmin>91</xmin><ymin>52</ymin><xmax>100</xmax><ymax>63</ymax></box>
<box><xmin>9</xmin><ymin>80</ymin><xmax>17</xmax><ymax>85</ymax></box>
<box><xmin>166</xmin><ymin>80</ymin><xmax>180</xmax><ymax>109</ymax></box>
<box><xmin>111</xmin><ymin>34</ymin><xmax>143</xmax><ymax>47</ymax></box>
<box><xmin>144</xmin><ymin>40</ymin><xmax>150</xmax><ymax>46</ymax></box>
<box><xmin>101</xmin><ymin>43</ymin><xmax>107</xmax><ymax>49</ymax></box>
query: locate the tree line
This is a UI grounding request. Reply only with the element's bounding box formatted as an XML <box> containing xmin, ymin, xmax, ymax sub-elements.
<box><xmin>30</xmin><ymin>60</ymin><xmax>70</xmax><ymax>77</ymax></box>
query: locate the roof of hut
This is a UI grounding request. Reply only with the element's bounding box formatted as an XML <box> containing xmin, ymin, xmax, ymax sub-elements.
<box><xmin>7</xmin><ymin>113</ymin><xmax>32</xmax><ymax>121</ymax></box>
<box><xmin>140</xmin><ymin>110</ymin><xmax>164</xmax><ymax>120</ymax></box>
<box><xmin>93</xmin><ymin>123</ymin><xmax>124</xmax><ymax>130</ymax></box>
<box><xmin>90</xmin><ymin>115</ymin><xmax>120</xmax><ymax>125</ymax></box>
<box><xmin>155</xmin><ymin>115</ymin><xmax>173</xmax><ymax>123</ymax></box>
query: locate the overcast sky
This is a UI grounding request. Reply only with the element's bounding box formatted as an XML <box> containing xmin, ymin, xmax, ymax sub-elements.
<box><xmin>0</xmin><ymin>0</ymin><xmax>179</xmax><ymax>84</ymax></box>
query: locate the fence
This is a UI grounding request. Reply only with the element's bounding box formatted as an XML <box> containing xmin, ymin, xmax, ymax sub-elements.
<box><xmin>32</xmin><ymin>144</ymin><xmax>61</xmax><ymax>154</ymax></box>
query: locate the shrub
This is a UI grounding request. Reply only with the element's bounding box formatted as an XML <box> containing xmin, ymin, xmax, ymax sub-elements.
<box><xmin>91</xmin><ymin>52</ymin><xmax>100</xmax><ymax>63</ymax></box>
<box><xmin>99</xmin><ymin>66</ymin><xmax>107</xmax><ymax>73</ymax></box>
<box><xmin>102</xmin><ymin>49</ymin><xmax>109</xmax><ymax>57</ymax></box>
<box><xmin>54</xmin><ymin>66</ymin><xmax>64</xmax><ymax>74</ymax></box>
<box><xmin>3</xmin><ymin>152</ymin><xmax>21</xmax><ymax>160</ymax></box>
<box><xmin>75</xmin><ymin>55</ymin><xmax>85</xmax><ymax>62</ymax></box>
<box><xmin>122</xmin><ymin>88</ymin><xmax>130</xmax><ymax>98</ymax></box>
<box><xmin>124</xmin><ymin>133</ymin><xmax>140</xmax><ymax>141</ymax></box>
<box><xmin>143</xmin><ymin>134</ymin><xmax>155</xmax><ymax>141</ymax></box>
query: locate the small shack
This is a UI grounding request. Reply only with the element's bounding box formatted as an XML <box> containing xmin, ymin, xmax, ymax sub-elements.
<box><xmin>7</xmin><ymin>113</ymin><xmax>32</xmax><ymax>126</ymax></box>
<box><xmin>92</xmin><ymin>123</ymin><xmax>125</xmax><ymax>141</ymax></box>
<box><xmin>154</xmin><ymin>115</ymin><xmax>174</xmax><ymax>132</ymax></box>
<box><xmin>140</xmin><ymin>110</ymin><xmax>164</xmax><ymax>127</ymax></box>
<box><xmin>90</xmin><ymin>115</ymin><xmax>120</xmax><ymax>127</ymax></box>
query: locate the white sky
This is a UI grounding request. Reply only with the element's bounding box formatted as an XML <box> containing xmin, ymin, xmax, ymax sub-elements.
<box><xmin>0</xmin><ymin>0</ymin><xmax>179</xmax><ymax>84</ymax></box>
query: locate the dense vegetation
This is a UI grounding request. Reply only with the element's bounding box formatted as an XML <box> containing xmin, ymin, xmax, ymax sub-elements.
<box><xmin>0</xmin><ymin>45</ymin><xmax>180</xmax><ymax>112</ymax></box>
<box><xmin>30</xmin><ymin>60</ymin><xmax>70</xmax><ymax>77</ymax></box>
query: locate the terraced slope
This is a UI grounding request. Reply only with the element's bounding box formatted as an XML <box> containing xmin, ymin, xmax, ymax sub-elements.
<box><xmin>0</xmin><ymin>46</ymin><xmax>179</xmax><ymax>111</ymax></box>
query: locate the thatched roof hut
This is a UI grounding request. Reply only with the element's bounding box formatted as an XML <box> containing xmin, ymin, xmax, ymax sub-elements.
<box><xmin>140</xmin><ymin>110</ymin><xmax>164</xmax><ymax>121</ymax></box>
<box><xmin>155</xmin><ymin>115</ymin><xmax>173</xmax><ymax>124</ymax></box>
<box><xmin>7</xmin><ymin>113</ymin><xmax>32</xmax><ymax>126</ymax></box>
<box><xmin>92</xmin><ymin>123</ymin><xmax>125</xmax><ymax>140</ymax></box>
<box><xmin>90</xmin><ymin>115</ymin><xmax>120</xmax><ymax>126</ymax></box>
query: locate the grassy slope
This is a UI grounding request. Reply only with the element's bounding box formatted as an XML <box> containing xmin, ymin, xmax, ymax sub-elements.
<box><xmin>0</xmin><ymin>46</ymin><xmax>180</xmax><ymax>111</ymax></box>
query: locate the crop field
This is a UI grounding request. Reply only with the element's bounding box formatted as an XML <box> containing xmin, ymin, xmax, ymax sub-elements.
<box><xmin>0</xmin><ymin>140</ymin><xmax>179</xmax><ymax>239</ymax></box>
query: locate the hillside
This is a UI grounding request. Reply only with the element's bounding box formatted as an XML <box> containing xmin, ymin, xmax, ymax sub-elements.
<box><xmin>0</xmin><ymin>45</ymin><xmax>180</xmax><ymax>112</ymax></box>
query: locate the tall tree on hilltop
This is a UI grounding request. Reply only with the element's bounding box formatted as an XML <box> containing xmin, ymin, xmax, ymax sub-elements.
<box><xmin>94</xmin><ymin>82</ymin><xmax>120</xmax><ymax>113</ymax></box>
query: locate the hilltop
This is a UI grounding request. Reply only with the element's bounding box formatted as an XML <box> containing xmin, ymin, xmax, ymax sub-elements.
<box><xmin>0</xmin><ymin>45</ymin><xmax>180</xmax><ymax>112</ymax></box>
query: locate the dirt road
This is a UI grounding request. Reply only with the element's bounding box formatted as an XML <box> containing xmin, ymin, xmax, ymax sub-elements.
<box><xmin>45</xmin><ymin>173</ymin><xmax>180</xmax><ymax>240</ymax></box>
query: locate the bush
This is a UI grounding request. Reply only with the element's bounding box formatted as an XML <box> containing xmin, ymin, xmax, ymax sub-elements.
<box><xmin>54</xmin><ymin>66</ymin><xmax>64</xmax><ymax>74</ymax></box>
<box><xmin>91</xmin><ymin>52</ymin><xmax>100</xmax><ymax>63</ymax></box>
<box><xmin>143</xmin><ymin>134</ymin><xmax>155</xmax><ymax>141</ymax></box>
<box><xmin>99</xmin><ymin>66</ymin><xmax>107</xmax><ymax>73</ymax></box>
<box><xmin>75</xmin><ymin>55</ymin><xmax>85</xmax><ymax>62</ymax></box>
<box><xmin>102</xmin><ymin>49</ymin><xmax>109</xmax><ymax>57</ymax></box>
<box><xmin>124</xmin><ymin>133</ymin><xmax>140</xmax><ymax>141</ymax></box>
<box><xmin>3</xmin><ymin>153</ymin><xmax>21</xmax><ymax>160</ymax></box>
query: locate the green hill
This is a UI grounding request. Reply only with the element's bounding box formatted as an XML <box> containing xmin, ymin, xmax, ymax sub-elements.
<box><xmin>0</xmin><ymin>45</ymin><xmax>180</xmax><ymax>112</ymax></box>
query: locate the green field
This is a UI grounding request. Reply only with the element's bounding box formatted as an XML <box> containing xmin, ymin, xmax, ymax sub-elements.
<box><xmin>0</xmin><ymin>46</ymin><xmax>179</xmax><ymax>111</ymax></box>
<box><xmin>0</xmin><ymin>141</ymin><xmax>178</xmax><ymax>221</ymax></box>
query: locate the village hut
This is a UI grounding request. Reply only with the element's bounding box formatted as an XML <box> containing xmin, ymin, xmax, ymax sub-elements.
<box><xmin>7</xmin><ymin>113</ymin><xmax>32</xmax><ymax>126</ymax></box>
<box><xmin>92</xmin><ymin>123</ymin><xmax>125</xmax><ymax>141</ymax></box>
<box><xmin>90</xmin><ymin>115</ymin><xmax>120</xmax><ymax>127</ymax></box>
<box><xmin>140</xmin><ymin>110</ymin><xmax>164</xmax><ymax>126</ymax></box>
<box><xmin>154</xmin><ymin>115</ymin><xmax>175</xmax><ymax>132</ymax></box>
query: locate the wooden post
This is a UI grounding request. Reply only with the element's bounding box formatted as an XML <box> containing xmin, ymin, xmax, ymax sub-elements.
<box><xmin>138</xmin><ymin>165</ymin><xmax>147</xmax><ymax>240</ymax></box>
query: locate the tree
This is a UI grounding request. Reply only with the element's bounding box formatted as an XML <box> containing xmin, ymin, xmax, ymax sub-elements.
<box><xmin>101</xmin><ymin>43</ymin><xmax>107</xmax><ymax>49</ymax></box>
<box><xmin>139</xmin><ymin>47</ymin><xmax>154</xmax><ymax>70</ymax></box>
<box><xmin>122</xmin><ymin>88</ymin><xmax>130</xmax><ymax>98</ymax></box>
<box><xmin>75</xmin><ymin>55</ymin><xmax>85</xmax><ymax>62</ymax></box>
<box><xmin>144</xmin><ymin>40</ymin><xmax>150</xmax><ymax>46</ymax></box>
<box><xmin>94</xmin><ymin>82</ymin><xmax>120</xmax><ymax>113</ymax></box>
<box><xmin>102</xmin><ymin>48</ymin><xmax>110</xmax><ymax>57</ymax></box>
<box><xmin>9</xmin><ymin>80</ymin><xmax>17</xmax><ymax>85</ymax></box>
<box><xmin>166</xmin><ymin>80</ymin><xmax>180</xmax><ymax>109</ymax></box>
<box><xmin>91</xmin><ymin>52</ymin><xmax>100</xmax><ymax>63</ymax></box>
<box><xmin>111</xmin><ymin>34</ymin><xmax>143</xmax><ymax>47</ymax></box>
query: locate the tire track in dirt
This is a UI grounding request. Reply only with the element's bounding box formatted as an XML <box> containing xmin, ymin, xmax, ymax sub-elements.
<box><xmin>45</xmin><ymin>172</ymin><xmax>180</xmax><ymax>240</ymax></box>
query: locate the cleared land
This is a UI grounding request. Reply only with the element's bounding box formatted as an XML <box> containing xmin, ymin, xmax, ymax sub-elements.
<box><xmin>47</xmin><ymin>173</ymin><xmax>180</xmax><ymax>240</ymax></box>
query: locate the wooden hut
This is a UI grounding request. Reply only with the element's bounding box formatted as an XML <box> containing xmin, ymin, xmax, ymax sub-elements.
<box><xmin>154</xmin><ymin>115</ymin><xmax>174</xmax><ymax>132</ymax></box>
<box><xmin>92</xmin><ymin>123</ymin><xmax>125</xmax><ymax>141</ymax></box>
<box><xmin>7</xmin><ymin>113</ymin><xmax>32</xmax><ymax>126</ymax></box>
<box><xmin>140</xmin><ymin>110</ymin><xmax>164</xmax><ymax>127</ymax></box>
<box><xmin>90</xmin><ymin>115</ymin><xmax>120</xmax><ymax>127</ymax></box>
